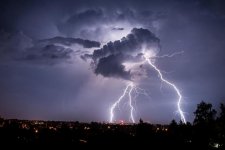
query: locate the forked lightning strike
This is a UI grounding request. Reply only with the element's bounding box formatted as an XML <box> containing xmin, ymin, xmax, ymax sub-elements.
<box><xmin>144</xmin><ymin>54</ymin><xmax>186</xmax><ymax>124</ymax></box>
<box><xmin>109</xmin><ymin>51</ymin><xmax>187</xmax><ymax>124</ymax></box>
<box><xmin>154</xmin><ymin>51</ymin><xmax>184</xmax><ymax>58</ymax></box>
<box><xmin>110</xmin><ymin>82</ymin><xmax>148</xmax><ymax>123</ymax></box>
<box><xmin>110</xmin><ymin>83</ymin><xmax>134</xmax><ymax>123</ymax></box>
<box><xmin>128</xmin><ymin>85</ymin><xmax>135</xmax><ymax>123</ymax></box>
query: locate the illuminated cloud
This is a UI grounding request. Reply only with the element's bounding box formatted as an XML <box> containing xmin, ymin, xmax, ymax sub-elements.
<box><xmin>83</xmin><ymin>28</ymin><xmax>160</xmax><ymax>80</ymax></box>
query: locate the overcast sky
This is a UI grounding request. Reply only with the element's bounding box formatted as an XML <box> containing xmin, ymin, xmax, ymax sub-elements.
<box><xmin>0</xmin><ymin>0</ymin><xmax>225</xmax><ymax>124</ymax></box>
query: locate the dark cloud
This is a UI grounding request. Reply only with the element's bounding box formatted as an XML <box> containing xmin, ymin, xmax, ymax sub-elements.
<box><xmin>112</xmin><ymin>27</ymin><xmax>124</xmax><ymax>30</ymax></box>
<box><xmin>84</xmin><ymin>28</ymin><xmax>160</xmax><ymax>80</ymax></box>
<box><xmin>92</xmin><ymin>28</ymin><xmax>160</xmax><ymax>60</ymax></box>
<box><xmin>56</xmin><ymin>8</ymin><xmax>167</xmax><ymax>41</ymax></box>
<box><xmin>57</xmin><ymin>9</ymin><xmax>104</xmax><ymax>38</ymax></box>
<box><xmin>95</xmin><ymin>54</ymin><xmax>131</xmax><ymax>80</ymax></box>
<box><xmin>0</xmin><ymin>30</ymin><xmax>33</xmax><ymax>61</ymax></box>
<box><xmin>40</xmin><ymin>36</ymin><xmax>100</xmax><ymax>48</ymax></box>
<box><xmin>22</xmin><ymin>44</ymin><xmax>73</xmax><ymax>64</ymax></box>
<box><xmin>67</xmin><ymin>9</ymin><xmax>103</xmax><ymax>24</ymax></box>
<box><xmin>0</xmin><ymin>30</ymin><xmax>32</xmax><ymax>53</ymax></box>
<box><xmin>0</xmin><ymin>31</ymin><xmax>100</xmax><ymax>64</ymax></box>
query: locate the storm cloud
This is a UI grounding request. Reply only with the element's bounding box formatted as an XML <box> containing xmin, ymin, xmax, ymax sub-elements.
<box><xmin>21</xmin><ymin>44</ymin><xmax>74</xmax><ymax>65</ymax></box>
<box><xmin>0</xmin><ymin>31</ymin><xmax>100</xmax><ymax>64</ymax></box>
<box><xmin>84</xmin><ymin>28</ymin><xmax>160</xmax><ymax>80</ymax></box>
<box><xmin>40</xmin><ymin>37</ymin><xmax>100</xmax><ymax>48</ymax></box>
<box><xmin>56</xmin><ymin>7</ymin><xmax>166</xmax><ymax>42</ymax></box>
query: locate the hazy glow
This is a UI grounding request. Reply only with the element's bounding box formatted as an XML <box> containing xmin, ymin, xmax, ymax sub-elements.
<box><xmin>123</xmin><ymin>61</ymin><xmax>144</xmax><ymax>71</ymax></box>
<box><xmin>100</xmin><ymin>22</ymin><xmax>134</xmax><ymax>43</ymax></box>
<box><xmin>142</xmin><ymin>46</ymin><xmax>158</xmax><ymax>58</ymax></box>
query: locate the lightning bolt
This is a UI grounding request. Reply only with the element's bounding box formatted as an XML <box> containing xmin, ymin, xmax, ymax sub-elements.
<box><xmin>128</xmin><ymin>85</ymin><xmax>135</xmax><ymax>123</ymax></box>
<box><xmin>144</xmin><ymin>54</ymin><xmax>186</xmax><ymax>124</ymax></box>
<box><xmin>109</xmin><ymin>51</ymin><xmax>186</xmax><ymax>124</ymax></box>
<box><xmin>153</xmin><ymin>51</ymin><xmax>184</xmax><ymax>58</ymax></box>
<box><xmin>110</xmin><ymin>82</ymin><xmax>149</xmax><ymax>123</ymax></box>
<box><xmin>110</xmin><ymin>82</ymin><xmax>135</xmax><ymax>123</ymax></box>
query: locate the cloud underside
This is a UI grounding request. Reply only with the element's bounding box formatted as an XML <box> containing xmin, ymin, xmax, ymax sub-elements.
<box><xmin>83</xmin><ymin>28</ymin><xmax>160</xmax><ymax>80</ymax></box>
<box><xmin>40</xmin><ymin>37</ymin><xmax>100</xmax><ymax>48</ymax></box>
<box><xmin>0</xmin><ymin>27</ymin><xmax>160</xmax><ymax>80</ymax></box>
<box><xmin>0</xmin><ymin>31</ymin><xmax>100</xmax><ymax>64</ymax></box>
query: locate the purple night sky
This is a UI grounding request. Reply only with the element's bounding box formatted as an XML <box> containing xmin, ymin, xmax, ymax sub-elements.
<box><xmin>0</xmin><ymin>0</ymin><xmax>225</xmax><ymax>124</ymax></box>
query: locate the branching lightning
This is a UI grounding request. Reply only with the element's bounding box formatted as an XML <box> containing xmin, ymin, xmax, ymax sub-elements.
<box><xmin>110</xmin><ymin>83</ymin><xmax>134</xmax><ymax>123</ymax></box>
<box><xmin>109</xmin><ymin>82</ymin><xmax>149</xmax><ymax>123</ymax></box>
<box><xmin>153</xmin><ymin>51</ymin><xmax>184</xmax><ymax>58</ymax></box>
<box><xmin>143</xmin><ymin>54</ymin><xmax>186</xmax><ymax>124</ymax></box>
<box><xmin>109</xmin><ymin>51</ymin><xmax>187</xmax><ymax>124</ymax></box>
<box><xmin>128</xmin><ymin>85</ymin><xmax>135</xmax><ymax>123</ymax></box>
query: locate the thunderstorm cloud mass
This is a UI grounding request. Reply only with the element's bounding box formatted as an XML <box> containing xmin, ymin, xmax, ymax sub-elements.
<box><xmin>84</xmin><ymin>28</ymin><xmax>160</xmax><ymax>80</ymax></box>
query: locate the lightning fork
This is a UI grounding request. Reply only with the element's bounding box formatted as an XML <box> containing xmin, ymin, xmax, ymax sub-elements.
<box><xmin>144</xmin><ymin>54</ymin><xmax>186</xmax><ymax>124</ymax></box>
<box><xmin>110</xmin><ymin>82</ymin><xmax>133</xmax><ymax>123</ymax></box>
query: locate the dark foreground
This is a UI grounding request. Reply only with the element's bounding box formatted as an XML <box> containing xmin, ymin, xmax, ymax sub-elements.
<box><xmin>0</xmin><ymin>101</ymin><xmax>224</xmax><ymax>149</ymax></box>
<box><xmin>0</xmin><ymin>118</ymin><xmax>224</xmax><ymax>149</ymax></box>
